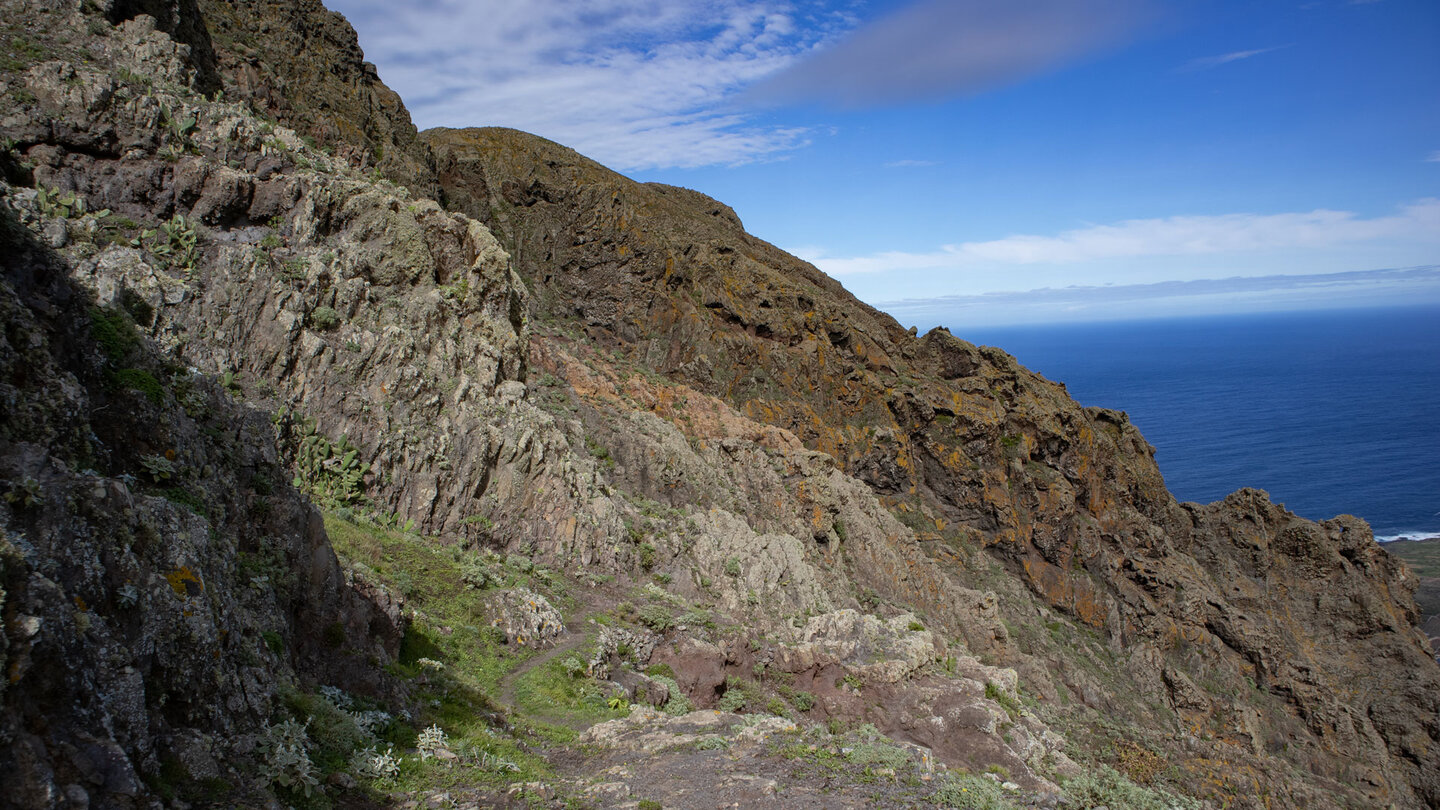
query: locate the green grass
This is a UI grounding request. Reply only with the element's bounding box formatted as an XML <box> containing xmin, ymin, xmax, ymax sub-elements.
<box><xmin>320</xmin><ymin>512</ymin><xmax>579</xmax><ymax>793</ymax></box>
<box><xmin>512</xmin><ymin>655</ymin><xmax>628</xmax><ymax>739</ymax></box>
<box><xmin>1384</xmin><ymin>538</ymin><xmax>1440</xmax><ymax>620</ymax></box>
<box><xmin>323</xmin><ymin>513</ymin><xmax>525</xmax><ymax>695</ymax></box>
<box><xmin>1388</xmin><ymin>537</ymin><xmax>1440</xmax><ymax>578</ymax></box>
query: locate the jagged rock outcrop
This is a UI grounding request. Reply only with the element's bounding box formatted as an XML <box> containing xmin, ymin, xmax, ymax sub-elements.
<box><xmin>191</xmin><ymin>0</ymin><xmax>441</xmax><ymax>198</ymax></box>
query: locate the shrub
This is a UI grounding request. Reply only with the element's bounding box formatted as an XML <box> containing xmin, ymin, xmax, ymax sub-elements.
<box><xmin>716</xmin><ymin>689</ymin><xmax>747</xmax><ymax>713</ymax></box>
<box><xmin>309</xmin><ymin>306</ymin><xmax>340</xmax><ymax>330</ymax></box>
<box><xmin>416</xmin><ymin>725</ymin><xmax>449</xmax><ymax>761</ymax></box>
<box><xmin>846</xmin><ymin>742</ymin><xmax>912</xmax><ymax>769</ymax></box>
<box><xmin>89</xmin><ymin>306</ymin><xmax>139</xmax><ymax>362</ymax></box>
<box><xmin>1062</xmin><ymin>765</ymin><xmax>1199</xmax><ymax>810</ymax></box>
<box><xmin>110</xmin><ymin>367</ymin><xmax>164</xmax><ymax>403</ymax></box>
<box><xmin>647</xmin><ymin>673</ymin><xmax>691</xmax><ymax>716</ymax></box>
<box><xmin>985</xmin><ymin>681</ymin><xmax>1021</xmax><ymax>718</ymax></box>
<box><xmin>349</xmin><ymin>745</ymin><xmax>399</xmax><ymax>781</ymax></box>
<box><xmin>259</xmin><ymin>720</ymin><xmax>318</xmax><ymax>797</ymax></box>
<box><xmin>934</xmin><ymin>773</ymin><xmax>1012</xmax><ymax>809</ymax></box>
<box><xmin>638</xmin><ymin>604</ymin><xmax>675</xmax><ymax>632</ymax></box>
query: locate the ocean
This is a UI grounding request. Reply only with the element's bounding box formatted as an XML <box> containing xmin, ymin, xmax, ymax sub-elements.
<box><xmin>958</xmin><ymin>306</ymin><xmax>1440</xmax><ymax>542</ymax></box>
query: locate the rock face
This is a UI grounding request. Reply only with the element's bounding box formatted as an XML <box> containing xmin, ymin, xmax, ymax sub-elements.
<box><xmin>427</xmin><ymin>125</ymin><xmax>1440</xmax><ymax>808</ymax></box>
<box><xmin>0</xmin><ymin>1</ymin><xmax>1437</xmax><ymax>808</ymax></box>
<box><xmin>0</xmin><ymin>173</ymin><xmax>404</xmax><ymax>807</ymax></box>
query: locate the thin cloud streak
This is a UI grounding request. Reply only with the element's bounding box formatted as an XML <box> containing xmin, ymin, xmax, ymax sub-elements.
<box><xmin>750</xmin><ymin>0</ymin><xmax>1157</xmax><ymax>108</ymax></box>
<box><xmin>807</xmin><ymin>199</ymin><xmax>1440</xmax><ymax>276</ymax></box>
<box><xmin>877</xmin><ymin>266</ymin><xmax>1440</xmax><ymax>327</ymax></box>
<box><xmin>325</xmin><ymin>0</ymin><xmax>851</xmax><ymax>169</ymax></box>
<box><xmin>1181</xmin><ymin>45</ymin><xmax>1289</xmax><ymax>72</ymax></box>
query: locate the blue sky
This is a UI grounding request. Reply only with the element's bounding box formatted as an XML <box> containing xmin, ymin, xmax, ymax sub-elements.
<box><xmin>326</xmin><ymin>0</ymin><xmax>1440</xmax><ymax>327</ymax></box>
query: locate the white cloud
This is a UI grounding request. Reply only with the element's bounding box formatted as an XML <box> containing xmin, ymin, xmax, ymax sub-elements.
<box><xmin>750</xmin><ymin>0</ymin><xmax>1157</xmax><ymax>107</ymax></box>
<box><xmin>884</xmin><ymin>159</ymin><xmax>939</xmax><ymax>168</ymax></box>
<box><xmin>325</xmin><ymin>0</ymin><xmax>853</xmax><ymax>170</ymax></box>
<box><xmin>876</xmin><ymin>266</ymin><xmax>1440</xmax><ymax>328</ymax></box>
<box><xmin>1181</xmin><ymin>45</ymin><xmax>1289</xmax><ymax>72</ymax></box>
<box><xmin>805</xmin><ymin>199</ymin><xmax>1440</xmax><ymax>276</ymax></box>
<box><xmin>1426</xmin><ymin>151</ymin><xmax>1440</xmax><ymax>163</ymax></box>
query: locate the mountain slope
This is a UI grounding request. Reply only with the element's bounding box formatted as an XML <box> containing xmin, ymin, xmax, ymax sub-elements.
<box><xmin>427</xmin><ymin>125</ymin><xmax>1440</xmax><ymax>808</ymax></box>
<box><xmin>0</xmin><ymin>1</ymin><xmax>1436</xmax><ymax>807</ymax></box>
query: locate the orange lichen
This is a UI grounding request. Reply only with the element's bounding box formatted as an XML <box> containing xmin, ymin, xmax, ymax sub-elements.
<box><xmin>165</xmin><ymin>566</ymin><xmax>203</xmax><ymax>598</ymax></box>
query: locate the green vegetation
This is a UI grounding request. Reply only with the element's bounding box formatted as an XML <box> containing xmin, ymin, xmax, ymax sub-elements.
<box><xmin>318</xmin><ymin>512</ymin><xmax>576</xmax><ymax>794</ymax></box>
<box><xmin>134</xmin><ymin>214</ymin><xmax>200</xmax><ymax>276</ymax></box>
<box><xmin>511</xmin><ymin>655</ymin><xmax>628</xmax><ymax>737</ymax></box>
<box><xmin>280</xmin><ymin>415</ymin><xmax>368</xmax><ymax>508</ymax></box>
<box><xmin>309</xmin><ymin>305</ymin><xmax>340</xmax><ymax>331</ymax></box>
<box><xmin>1061</xmin><ymin>765</ymin><xmax>1201</xmax><ymax>810</ymax></box>
<box><xmin>985</xmin><ymin>681</ymin><xmax>1022</xmax><ymax>719</ymax></box>
<box><xmin>89</xmin><ymin>305</ymin><xmax>140</xmax><ymax>363</ymax></box>
<box><xmin>934</xmin><ymin>773</ymin><xmax>1011</xmax><ymax>809</ymax></box>
<box><xmin>109</xmin><ymin>367</ymin><xmax>164</xmax><ymax>404</ymax></box>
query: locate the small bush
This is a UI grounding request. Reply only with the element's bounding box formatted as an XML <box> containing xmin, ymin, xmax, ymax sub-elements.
<box><xmin>259</xmin><ymin>719</ymin><xmax>318</xmax><ymax>797</ymax></box>
<box><xmin>1062</xmin><ymin>765</ymin><xmax>1200</xmax><ymax>810</ymax></box>
<box><xmin>416</xmin><ymin>725</ymin><xmax>449</xmax><ymax>761</ymax></box>
<box><xmin>985</xmin><ymin>681</ymin><xmax>1021</xmax><ymax>718</ymax></box>
<box><xmin>638</xmin><ymin>604</ymin><xmax>675</xmax><ymax>632</ymax></box>
<box><xmin>349</xmin><ymin>745</ymin><xmax>399</xmax><ymax>780</ymax></box>
<box><xmin>647</xmin><ymin>673</ymin><xmax>691</xmax><ymax>716</ymax></box>
<box><xmin>935</xmin><ymin>773</ymin><xmax>1012</xmax><ymax>809</ymax></box>
<box><xmin>716</xmin><ymin>688</ymin><xmax>747</xmax><ymax>713</ymax></box>
<box><xmin>309</xmin><ymin>306</ymin><xmax>340</xmax><ymax>330</ymax></box>
<box><xmin>846</xmin><ymin>742</ymin><xmax>912</xmax><ymax>769</ymax></box>
<box><xmin>89</xmin><ymin>306</ymin><xmax>139</xmax><ymax>362</ymax></box>
<box><xmin>110</xmin><ymin>367</ymin><xmax>164</xmax><ymax>403</ymax></box>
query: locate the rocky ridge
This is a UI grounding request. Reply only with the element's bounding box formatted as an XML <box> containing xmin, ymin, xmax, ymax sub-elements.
<box><xmin>0</xmin><ymin>1</ymin><xmax>1436</xmax><ymax>808</ymax></box>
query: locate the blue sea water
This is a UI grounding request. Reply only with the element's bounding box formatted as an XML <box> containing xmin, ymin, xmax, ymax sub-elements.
<box><xmin>959</xmin><ymin>306</ymin><xmax>1440</xmax><ymax>541</ymax></box>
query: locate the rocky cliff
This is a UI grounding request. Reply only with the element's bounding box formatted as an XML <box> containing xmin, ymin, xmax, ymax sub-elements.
<box><xmin>427</xmin><ymin>126</ymin><xmax>1440</xmax><ymax>807</ymax></box>
<box><xmin>1</xmin><ymin>1</ymin><xmax>1436</xmax><ymax>808</ymax></box>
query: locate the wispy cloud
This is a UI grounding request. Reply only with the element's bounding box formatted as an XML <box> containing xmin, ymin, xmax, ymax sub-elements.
<box><xmin>1426</xmin><ymin>151</ymin><xmax>1440</xmax><ymax>163</ymax></box>
<box><xmin>878</xmin><ymin>266</ymin><xmax>1440</xmax><ymax>327</ymax></box>
<box><xmin>325</xmin><ymin>0</ymin><xmax>854</xmax><ymax>170</ymax></box>
<box><xmin>884</xmin><ymin>159</ymin><xmax>939</xmax><ymax>168</ymax></box>
<box><xmin>803</xmin><ymin>199</ymin><xmax>1440</xmax><ymax>276</ymax></box>
<box><xmin>1181</xmin><ymin>45</ymin><xmax>1289</xmax><ymax>72</ymax></box>
<box><xmin>750</xmin><ymin>0</ymin><xmax>1157</xmax><ymax>108</ymax></box>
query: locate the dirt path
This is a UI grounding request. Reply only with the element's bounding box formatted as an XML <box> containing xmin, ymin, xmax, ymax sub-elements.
<box><xmin>495</xmin><ymin>614</ymin><xmax>598</xmax><ymax>730</ymax></box>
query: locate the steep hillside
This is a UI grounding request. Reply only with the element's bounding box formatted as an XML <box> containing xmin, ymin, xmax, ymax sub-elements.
<box><xmin>0</xmin><ymin>1</ymin><xmax>1436</xmax><ymax>808</ymax></box>
<box><xmin>428</xmin><ymin>125</ymin><xmax>1440</xmax><ymax>808</ymax></box>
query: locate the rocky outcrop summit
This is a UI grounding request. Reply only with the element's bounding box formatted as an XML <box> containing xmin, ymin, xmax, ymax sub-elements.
<box><xmin>0</xmin><ymin>1</ymin><xmax>1436</xmax><ymax>808</ymax></box>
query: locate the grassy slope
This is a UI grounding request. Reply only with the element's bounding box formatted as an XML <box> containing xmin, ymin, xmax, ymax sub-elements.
<box><xmin>1386</xmin><ymin>539</ymin><xmax>1440</xmax><ymax>635</ymax></box>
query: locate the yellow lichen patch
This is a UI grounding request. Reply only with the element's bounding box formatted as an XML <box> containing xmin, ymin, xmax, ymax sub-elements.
<box><xmin>165</xmin><ymin>566</ymin><xmax>203</xmax><ymax>598</ymax></box>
